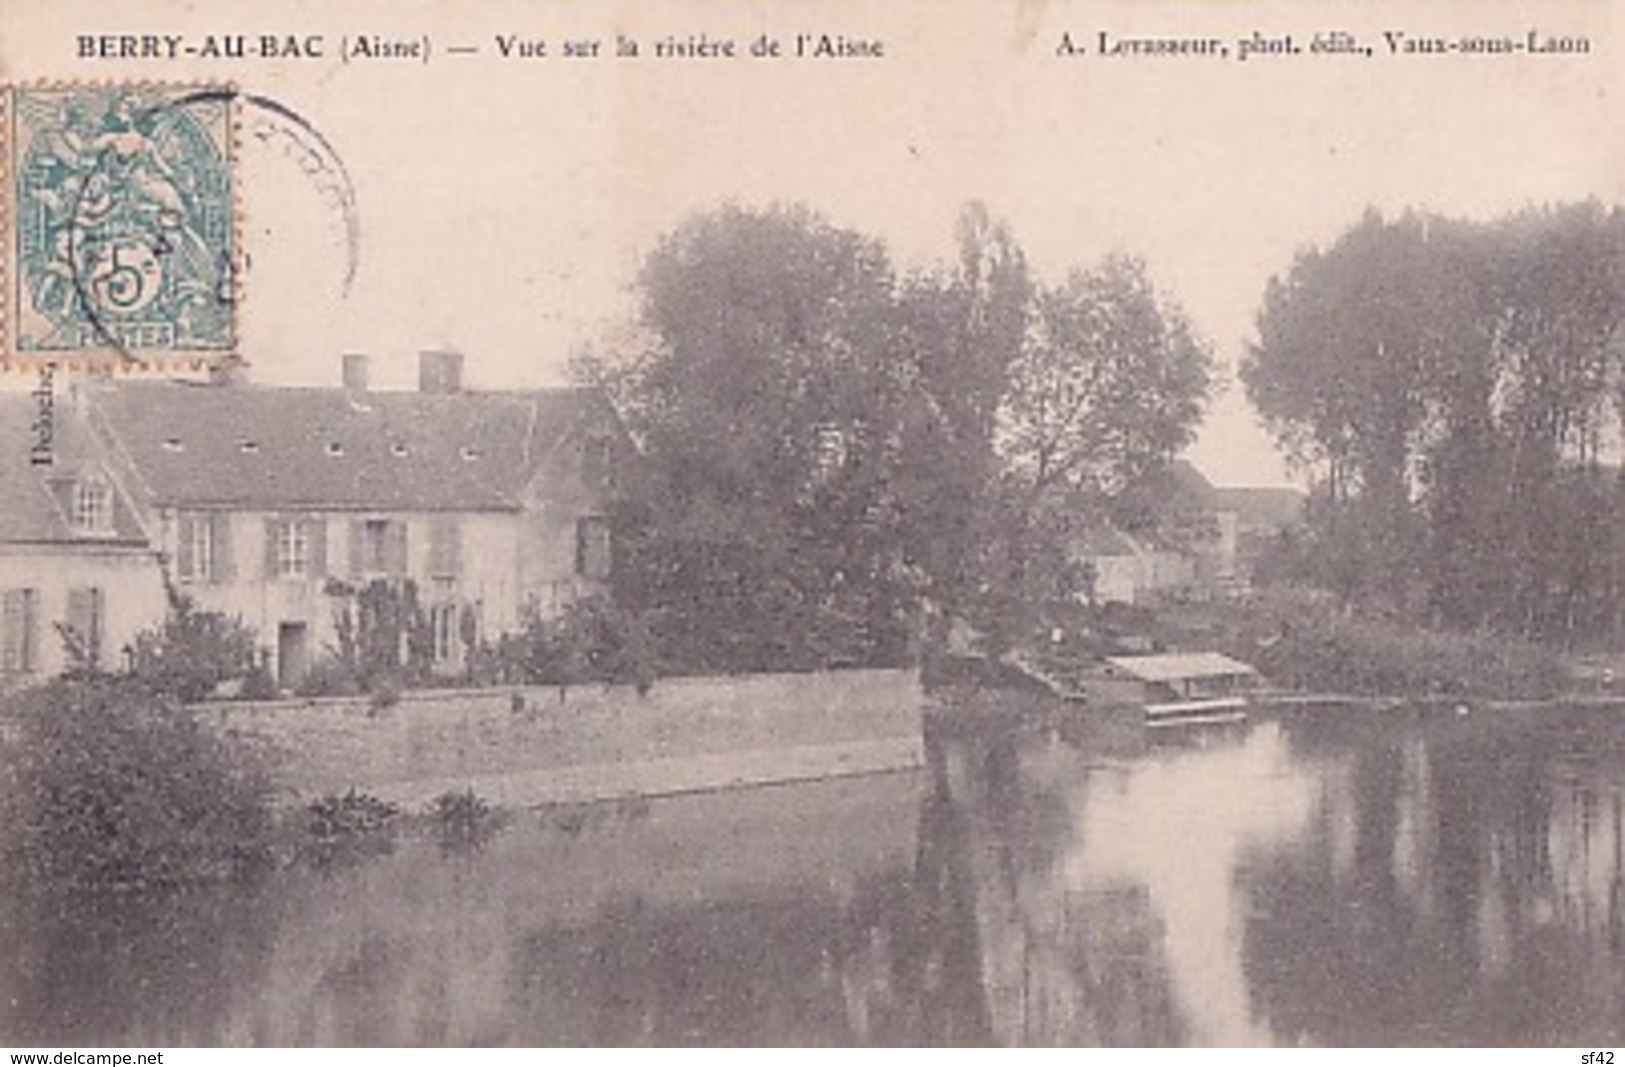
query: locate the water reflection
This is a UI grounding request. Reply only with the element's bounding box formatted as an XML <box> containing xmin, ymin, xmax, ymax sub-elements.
<box><xmin>1059</xmin><ymin>722</ymin><xmax>1318</xmax><ymax>1044</ymax></box>
<box><xmin>1237</xmin><ymin>711</ymin><xmax>1625</xmax><ymax>1046</ymax></box>
<box><xmin>3</xmin><ymin>705</ymin><xmax>1624</xmax><ymax>1045</ymax></box>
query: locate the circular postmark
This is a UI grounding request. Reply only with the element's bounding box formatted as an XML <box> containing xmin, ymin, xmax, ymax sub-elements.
<box><xmin>196</xmin><ymin>87</ymin><xmax>361</xmax><ymax>297</ymax></box>
<box><xmin>13</xmin><ymin>84</ymin><xmax>359</xmax><ymax>369</ymax></box>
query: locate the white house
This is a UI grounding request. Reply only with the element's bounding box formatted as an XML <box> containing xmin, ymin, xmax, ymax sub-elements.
<box><xmin>0</xmin><ymin>351</ymin><xmax>624</xmax><ymax>690</ymax></box>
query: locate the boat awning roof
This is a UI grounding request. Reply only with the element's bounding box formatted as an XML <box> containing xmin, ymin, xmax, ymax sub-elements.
<box><xmin>1105</xmin><ymin>652</ymin><xmax>1259</xmax><ymax>683</ymax></box>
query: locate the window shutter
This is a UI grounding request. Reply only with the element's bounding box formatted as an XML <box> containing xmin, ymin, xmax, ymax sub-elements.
<box><xmin>349</xmin><ymin>520</ymin><xmax>365</xmax><ymax>578</ymax></box>
<box><xmin>2</xmin><ymin>590</ymin><xmax>22</xmax><ymax>672</ymax></box>
<box><xmin>66</xmin><ymin>587</ymin><xmax>88</xmax><ymax>642</ymax></box>
<box><xmin>90</xmin><ymin>588</ymin><xmax>104</xmax><ymax>666</ymax></box>
<box><xmin>575</xmin><ymin>517</ymin><xmax>611</xmax><ymax>579</ymax></box>
<box><xmin>430</xmin><ymin>517</ymin><xmax>461</xmax><ymax>578</ymax></box>
<box><xmin>264</xmin><ymin>519</ymin><xmax>279</xmax><ymax>578</ymax></box>
<box><xmin>21</xmin><ymin>590</ymin><xmax>37</xmax><ymax>672</ymax></box>
<box><xmin>65</xmin><ymin>587</ymin><xmax>100</xmax><ymax>666</ymax></box>
<box><xmin>308</xmin><ymin>519</ymin><xmax>328</xmax><ymax>579</ymax></box>
<box><xmin>388</xmin><ymin>521</ymin><xmax>409</xmax><ymax>577</ymax></box>
<box><xmin>212</xmin><ymin>514</ymin><xmax>235</xmax><ymax>582</ymax></box>
<box><xmin>176</xmin><ymin>515</ymin><xmax>196</xmax><ymax>580</ymax></box>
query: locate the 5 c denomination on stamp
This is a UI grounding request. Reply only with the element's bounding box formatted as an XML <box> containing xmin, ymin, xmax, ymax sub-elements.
<box><xmin>4</xmin><ymin>84</ymin><xmax>237</xmax><ymax>370</ymax></box>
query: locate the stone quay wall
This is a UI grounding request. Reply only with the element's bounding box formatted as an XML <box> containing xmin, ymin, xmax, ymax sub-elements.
<box><xmin>194</xmin><ymin>668</ymin><xmax>925</xmax><ymax>809</ymax></box>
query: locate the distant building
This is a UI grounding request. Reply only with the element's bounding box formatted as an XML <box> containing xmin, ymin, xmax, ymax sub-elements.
<box><xmin>1070</xmin><ymin>523</ymin><xmax>1143</xmax><ymax>606</ymax></box>
<box><xmin>0</xmin><ymin>352</ymin><xmax>626</xmax><ymax>690</ymax></box>
<box><xmin>1209</xmin><ymin>485</ymin><xmax>1307</xmax><ymax>584</ymax></box>
<box><xmin>1066</xmin><ymin>461</ymin><xmax>1304</xmax><ymax>607</ymax></box>
<box><xmin>1150</xmin><ymin>459</ymin><xmax>1236</xmax><ymax>590</ymax></box>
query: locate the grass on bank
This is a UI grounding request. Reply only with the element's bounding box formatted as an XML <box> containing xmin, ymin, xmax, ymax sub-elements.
<box><xmin>1208</xmin><ymin>588</ymin><xmax>1570</xmax><ymax>702</ymax></box>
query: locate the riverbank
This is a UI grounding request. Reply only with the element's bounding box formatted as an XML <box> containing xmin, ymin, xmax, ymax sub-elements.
<box><xmin>951</xmin><ymin>585</ymin><xmax>1609</xmax><ymax>712</ymax></box>
<box><xmin>195</xmin><ymin>667</ymin><xmax>925</xmax><ymax>810</ymax></box>
<box><xmin>1148</xmin><ymin>589</ymin><xmax>1573</xmax><ymax>702</ymax></box>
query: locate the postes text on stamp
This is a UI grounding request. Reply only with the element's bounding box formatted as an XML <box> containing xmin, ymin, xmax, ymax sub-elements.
<box><xmin>5</xmin><ymin>84</ymin><xmax>236</xmax><ymax>369</ymax></box>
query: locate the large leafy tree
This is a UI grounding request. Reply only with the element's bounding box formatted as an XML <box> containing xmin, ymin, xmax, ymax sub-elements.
<box><xmin>1002</xmin><ymin>254</ymin><xmax>1212</xmax><ymax>500</ymax></box>
<box><xmin>608</xmin><ymin>203</ymin><xmax>912</xmax><ymax>669</ymax></box>
<box><xmin>1245</xmin><ymin>203</ymin><xmax>1625</xmax><ymax>641</ymax></box>
<box><xmin>992</xmin><ymin>254</ymin><xmax>1215</xmax><ymax>621</ymax></box>
<box><xmin>891</xmin><ymin>203</ymin><xmax>1034</xmax><ymax>622</ymax></box>
<box><xmin>1244</xmin><ymin>210</ymin><xmax>1481</xmax><ymax>609</ymax></box>
<box><xmin>602</xmin><ymin>203</ymin><xmax>1218</xmax><ymax>667</ymax></box>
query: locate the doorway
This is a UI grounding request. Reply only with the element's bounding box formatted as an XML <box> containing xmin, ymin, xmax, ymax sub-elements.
<box><xmin>277</xmin><ymin>621</ymin><xmax>309</xmax><ymax>691</ymax></box>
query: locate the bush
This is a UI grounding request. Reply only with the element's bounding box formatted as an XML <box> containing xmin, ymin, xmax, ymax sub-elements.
<box><xmin>498</xmin><ymin>597</ymin><xmax>658</xmax><ymax>691</ymax></box>
<box><xmin>325</xmin><ymin>579</ymin><xmax>434</xmax><ymax>694</ymax></box>
<box><xmin>125</xmin><ymin>587</ymin><xmax>259</xmax><ymax>703</ymax></box>
<box><xmin>239</xmin><ymin>665</ymin><xmax>279</xmax><ymax>701</ymax></box>
<box><xmin>428</xmin><ymin>788</ymin><xmax>498</xmax><ymax>849</ymax></box>
<box><xmin>293</xmin><ymin>657</ymin><xmax>363</xmax><ymax>699</ymax></box>
<box><xmin>306</xmin><ymin>789</ymin><xmax>397</xmax><ymax>841</ymax></box>
<box><xmin>0</xmin><ymin>677</ymin><xmax>276</xmax><ymax>891</ymax></box>
<box><xmin>1241</xmin><ymin>588</ymin><xmax>1567</xmax><ymax>700</ymax></box>
<box><xmin>367</xmin><ymin>673</ymin><xmax>403</xmax><ymax>712</ymax></box>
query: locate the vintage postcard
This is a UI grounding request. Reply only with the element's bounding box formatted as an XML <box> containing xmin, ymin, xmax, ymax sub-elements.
<box><xmin>1</xmin><ymin>0</ymin><xmax>1622</xmax><ymax>1051</ymax></box>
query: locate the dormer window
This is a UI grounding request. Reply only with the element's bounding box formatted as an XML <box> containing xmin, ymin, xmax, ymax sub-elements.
<box><xmin>72</xmin><ymin>475</ymin><xmax>113</xmax><ymax>536</ymax></box>
<box><xmin>325</xmin><ymin>442</ymin><xmax>344</xmax><ymax>457</ymax></box>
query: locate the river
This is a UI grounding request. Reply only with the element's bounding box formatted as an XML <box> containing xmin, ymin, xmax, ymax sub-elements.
<box><xmin>2</xmin><ymin>701</ymin><xmax>1622</xmax><ymax>1046</ymax></box>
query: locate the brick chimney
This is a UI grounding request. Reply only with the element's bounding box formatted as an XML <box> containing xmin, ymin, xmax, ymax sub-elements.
<box><xmin>342</xmin><ymin>352</ymin><xmax>370</xmax><ymax>392</ymax></box>
<box><xmin>418</xmin><ymin>349</ymin><xmax>464</xmax><ymax>394</ymax></box>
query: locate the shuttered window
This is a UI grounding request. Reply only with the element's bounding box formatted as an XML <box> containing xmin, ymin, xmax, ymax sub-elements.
<box><xmin>575</xmin><ymin>516</ymin><xmax>612</xmax><ymax>580</ymax></box>
<box><xmin>428</xmin><ymin>517</ymin><xmax>461</xmax><ymax>579</ymax></box>
<box><xmin>581</xmin><ymin>433</ymin><xmax>613</xmax><ymax>489</ymax></box>
<box><xmin>176</xmin><ymin>513</ymin><xmax>232</xmax><ymax>583</ymax></box>
<box><xmin>264</xmin><ymin>518</ymin><xmax>326</xmax><ymax>580</ymax></box>
<box><xmin>1</xmin><ymin>589</ymin><xmax>40</xmax><ymax>673</ymax></box>
<box><xmin>368</xmin><ymin>520</ymin><xmax>390</xmax><ymax>573</ymax></box>
<box><xmin>386</xmin><ymin>522</ymin><xmax>407</xmax><ymax>576</ymax></box>
<box><xmin>350</xmin><ymin>519</ymin><xmax>408</xmax><ymax>577</ymax></box>
<box><xmin>64</xmin><ymin>587</ymin><xmax>105</xmax><ymax>669</ymax></box>
<box><xmin>278</xmin><ymin>521</ymin><xmax>308</xmax><ymax>579</ymax></box>
<box><xmin>430</xmin><ymin>603</ymin><xmax>458</xmax><ymax>663</ymax></box>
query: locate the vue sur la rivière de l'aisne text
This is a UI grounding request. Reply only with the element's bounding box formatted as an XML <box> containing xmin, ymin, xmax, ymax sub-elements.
<box><xmin>1061</xmin><ymin>28</ymin><xmax>1591</xmax><ymax>59</ymax></box>
<box><xmin>74</xmin><ymin>32</ymin><xmax>883</xmax><ymax>61</ymax></box>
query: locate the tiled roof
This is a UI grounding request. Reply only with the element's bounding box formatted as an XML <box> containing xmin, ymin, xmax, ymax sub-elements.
<box><xmin>1211</xmin><ymin>486</ymin><xmax>1306</xmax><ymax>528</ymax></box>
<box><xmin>1163</xmin><ymin>459</ymin><xmax>1218</xmax><ymax>509</ymax></box>
<box><xmin>1072</xmin><ymin>522</ymin><xmax>1139</xmax><ymax>558</ymax></box>
<box><xmin>0</xmin><ymin>394</ymin><xmax>146</xmax><ymax>544</ymax></box>
<box><xmin>83</xmin><ymin>381</ymin><xmax>594</xmax><ymax>511</ymax></box>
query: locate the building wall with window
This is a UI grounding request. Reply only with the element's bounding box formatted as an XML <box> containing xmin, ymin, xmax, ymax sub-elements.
<box><xmin>515</xmin><ymin>417</ymin><xmax>619</xmax><ymax>620</ymax></box>
<box><xmin>156</xmin><ymin>508</ymin><xmax>522</xmax><ymax>682</ymax></box>
<box><xmin>1</xmin><ymin>376</ymin><xmax>629</xmax><ymax>694</ymax></box>
<box><xmin>0</xmin><ymin>546</ymin><xmax>165</xmax><ymax>684</ymax></box>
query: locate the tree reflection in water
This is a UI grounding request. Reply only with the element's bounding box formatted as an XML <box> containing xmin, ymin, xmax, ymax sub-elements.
<box><xmin>2</xmin><ymin>705</ymin><xmax>1623</xmax><ymax>1046</ymax></box>
<box><xmin>1236</xmin><ymin>709</ymin><xmax>1625</xmax><ymax>1046</ymax></box>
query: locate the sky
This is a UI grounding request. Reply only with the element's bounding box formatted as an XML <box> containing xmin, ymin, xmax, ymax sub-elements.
<box><xmin>5</xmin><ymin>0</ymin><xmax>1620</xmax><ymax>488</ymax></box>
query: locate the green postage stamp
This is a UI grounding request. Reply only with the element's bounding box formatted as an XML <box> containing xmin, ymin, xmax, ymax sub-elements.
<box><xmin>4</xmin><ymin>84</ymin><xmax>237</xmax><ymax>371</ymax></box>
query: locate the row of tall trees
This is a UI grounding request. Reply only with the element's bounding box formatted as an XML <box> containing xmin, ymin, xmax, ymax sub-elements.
<box><xmin>590</xmin><ymin>202</ymin><xmax>1215</xmax><ymax>670</ymax></box>
<box><xmin>1244</xmin><ymin>202</ymin><xmax>1625</xmax><ymax>643</ymax></box>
